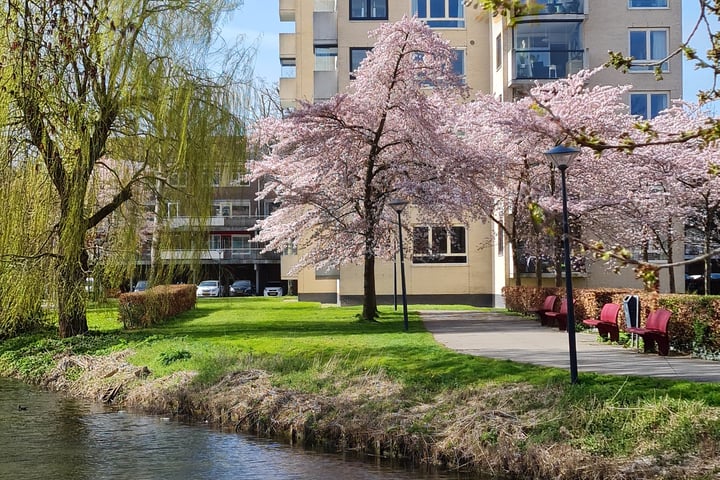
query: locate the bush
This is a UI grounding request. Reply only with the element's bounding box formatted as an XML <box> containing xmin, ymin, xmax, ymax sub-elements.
<box><xmin>118</xmin><ymin>284</ymin><xmax>196</xmax><ymax>328</ymax></box>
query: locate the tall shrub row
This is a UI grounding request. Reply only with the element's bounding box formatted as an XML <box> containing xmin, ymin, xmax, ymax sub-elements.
<box><xmin>118</xmin><ymin>284</ymin><xmax>196</xmax><ymax>328</ymax></box>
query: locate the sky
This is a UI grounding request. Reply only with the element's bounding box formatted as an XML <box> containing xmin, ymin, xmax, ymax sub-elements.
<box><xmin>229</xmin><ymin>0</ymin><xmax>715</xmax><ymax>102</ymax></box>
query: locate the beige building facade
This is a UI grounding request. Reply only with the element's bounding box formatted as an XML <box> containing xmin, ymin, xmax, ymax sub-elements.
<box><xmin>278</xmin><ymin>0</ymin><xmax>684</xmax><ymax>306</ymax></box>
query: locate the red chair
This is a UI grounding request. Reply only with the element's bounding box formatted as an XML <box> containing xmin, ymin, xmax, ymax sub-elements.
<box><xmin>530</xmin><ymin>295</ymin><xmax>557</xmax><ymax>326</ymax></box>
<box><xmin>545</xmin><ymin>298</ymin><xmax>572</xmax><ymax>331</ymax></box>
<box><xmin>582</xmin><ymin>303</ymin><xmax>621</xmax><ymax>342</ymax></box>
<box><xmin>627</xmin><ymin>309</ymin><xmax>672</xmax><ymax>356</ymax></box>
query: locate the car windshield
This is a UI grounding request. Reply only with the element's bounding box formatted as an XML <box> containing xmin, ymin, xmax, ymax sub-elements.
<box><xmin>232</xmin><ymin>281</ymin><xmax>250</xmax><ymax>287</ymax></box>
<box><xmin>199</xmin><ymin>281</ymin><xmax>218</xmax><ymax>287</ymax></box>
<box><xmin>266</xmin><ymin>281</ymin><xmax>283</xmax><ymax>287</ymax></box>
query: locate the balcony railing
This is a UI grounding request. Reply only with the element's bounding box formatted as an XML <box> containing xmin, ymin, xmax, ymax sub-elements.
<box><xmin>521</xmin><ymin>0</ymin><xmax>583</xmax><ymax>15</ymax></box>
<box><xmin>152</xmin><ymin>248</ymin><xmax>280</xmax><ymax>263</ymax></box>
<box><xmin>168</xmin><ymin>215</ymin><xmax>267</xmax><ymax>229</ymax></box>
<box><xmin>514</xmin><ymin>50</ymin><xmax>584</xmax><ymax>80</ymax></box>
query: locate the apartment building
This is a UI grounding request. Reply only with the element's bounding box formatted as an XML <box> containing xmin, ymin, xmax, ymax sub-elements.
<box><xmin>137</xmin><ymin>173</ymin><xmax>283</xmax><ymax>295</ymax></box>
<box><xmin>277</xmin><ymin>0</ymin><xmax>683</xmax><ymax>305</ymax></box>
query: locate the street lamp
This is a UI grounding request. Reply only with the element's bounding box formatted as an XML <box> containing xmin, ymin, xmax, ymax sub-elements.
<box><xmin>544</xmin><ymin>144</ymin><xmax>581</xmax><ymax>384</ymax></box>
<box><xmin>388</xmin><ymin>199</ymin><xmax>409</xmax><ymax>332</ymax></box>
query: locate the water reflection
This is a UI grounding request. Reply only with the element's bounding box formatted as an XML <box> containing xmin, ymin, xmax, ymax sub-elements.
<box><xmin>0</xmin><ymin>378</ymin><xmax>470</xmax><ymax>480</ymax></box>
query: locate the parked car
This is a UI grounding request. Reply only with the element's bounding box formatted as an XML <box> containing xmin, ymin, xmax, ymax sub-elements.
<box><xmin>196</xmin><ymin>280</ymin><xmax>222</xmax><ymax>297</ymax></box>
<box><xmin>263</xmin><ymin>280</ymin><xmax>284</xmax><ymax>297</ymax></box>
<box><xmin>133</xmin><ymin>280</ymin><xmax>149</xmax><ymax>292</ymax></box>
<box><xmin>229</xmin><ymin>280</ymin><xmax>254</xmax><ymax>296</ymax></box>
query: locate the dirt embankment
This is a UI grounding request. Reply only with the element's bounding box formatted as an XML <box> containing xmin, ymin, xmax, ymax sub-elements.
<box><xmin>35</xmin><ymin>350</ymin><xmax>716</xmax><ymax>480</ymax></box>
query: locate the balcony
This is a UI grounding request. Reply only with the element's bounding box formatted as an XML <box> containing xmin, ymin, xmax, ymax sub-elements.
<box><xmin>313</xmin><ymin>11</ymin><xmax>337</xmax><ymax>44</ymax></box>
<box><xmin>168</xmin><ymin>215</ymin><xmax>266</xmax><ymax>230</ymax></box>
<box><xmin>158</xmin><ymin>248</ymin><xmax>281</xmax><ymax>264</ymax></box>
<box><xmin>279</xmin><ymin>33</ymin><xmax>296</xmax><ymax>62</ymax></box>
<box><xmin>279</xmin><ymin>0</ymin><xmax>295</xmax><ymax>22</ymax></box>
<box><xmin>314</xmin><ymin>70</ymin><xmax>338</xmax><ymax>101</ymax></box>
<box><xmin>279</xmin><ymin>77</ymin><xmax>297</xmax><ymax>109</ymax></box>
<box><xmin>512</xmin><ymin>49</ymin><xmax>584</xmax><ymax>83</ymax></box>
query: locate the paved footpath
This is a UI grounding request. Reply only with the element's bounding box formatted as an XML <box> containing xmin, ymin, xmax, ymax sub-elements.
<box><xmin>420</xmin><ymin>310</ymin><xmax>720</xmax><ymax>383</ymax></box>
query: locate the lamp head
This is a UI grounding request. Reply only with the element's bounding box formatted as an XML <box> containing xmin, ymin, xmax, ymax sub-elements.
<box><xmin>388</xmin><ymin>199</ymin><xmax>409</xmax><ymax>213</ymax></box>
<box><xmin>544</xmin><ymin>145</ymin><xmax>580</xmax><ymax>170</ymax></box>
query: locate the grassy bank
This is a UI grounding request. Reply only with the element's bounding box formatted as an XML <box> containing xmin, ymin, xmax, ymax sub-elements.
<box><xmin>2</xmin><ymin>298</ymin><xmax>720</xmax><ymax>479</ymax></box>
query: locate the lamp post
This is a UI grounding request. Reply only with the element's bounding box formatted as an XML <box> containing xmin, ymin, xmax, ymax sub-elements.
<box><xmin>388</xmin><ymin>199</ymin><xmax>409</xmax><ymax>331</ymax></box>
<box><xmin>393</xmin><ymin>244</ymin><xmax>398</xmax><ymax>311</ymax></box>
<box><xmin>544</xmin><ymin>145</ymin><xmax>581</xmax><ymax>384</ymax></box>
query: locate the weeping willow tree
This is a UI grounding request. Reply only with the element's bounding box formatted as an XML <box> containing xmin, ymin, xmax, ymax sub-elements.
<box><xmin>0</xmin><ymin>0</ymin><xmax>253</xmax><ymax>337</ymax></box>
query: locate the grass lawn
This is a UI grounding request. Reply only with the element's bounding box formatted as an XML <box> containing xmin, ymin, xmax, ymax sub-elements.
<box><xmin>3</xmin><ymin>297</ymin><xmax>720</xmax><ymax>472</ymax></box>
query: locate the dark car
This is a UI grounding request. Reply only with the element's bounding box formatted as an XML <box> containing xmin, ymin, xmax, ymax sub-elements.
<box><xmin>229</xmin><ymin>280</ymin><xmax>254</xmax><ymax>296</ymax></box>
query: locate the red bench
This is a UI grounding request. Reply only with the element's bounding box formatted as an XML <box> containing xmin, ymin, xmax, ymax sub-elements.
<box><xmin>529</xmin><ymin>295</ymin><xmax>557</xmax><ymax>326</ymax></box>
<box><xmin>627</xmin><ymin>308</ymin><xmax>672</xmax><ymax>356</ymax></box>
<box><xmin>582</xmin><ymin>303</ymin><xmax>621</xmax><ymax>342</ymax></box>
<box><xmin>545</xmin><ymin>298</ymin><xmax>571</xmax><ymax>331</ymax></box>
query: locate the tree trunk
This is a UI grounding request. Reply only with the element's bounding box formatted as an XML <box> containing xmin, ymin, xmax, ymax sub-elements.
<box><xmin>361</xmin><ymin>254</ymin><xmax>378</xmax><ymax>320</ymax></box>
<box><xmin>57</xmin><ymin>249</ymin><xmax>89</xmax><ymax>338</ymax></box>
<box><xmin>56</xmin><ymin>183</ymin><xmax>90</xmax><ymax>338</ymax></box>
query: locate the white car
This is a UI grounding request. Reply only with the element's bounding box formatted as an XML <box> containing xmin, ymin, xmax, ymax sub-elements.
<box><xmin>196</xmin><ymin>280</ymin><xmax>222</xmax><ymax>297</ymax></box>
<box><xmin>263</xmin><ymin>281</ymin><xmax>284</xmax><ymax>297</ymax></box>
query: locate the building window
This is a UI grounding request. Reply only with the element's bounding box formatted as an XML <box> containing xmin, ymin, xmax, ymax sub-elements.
<box><xmin>452</xmin><ymin>49</ymin><xmax>465</xmax><ymax>80</ymax></box>
<box><xmin>213</xmin><ymin>200</ymin><xmax>251</xmax><ymax>217</ymax></box>
<box><xmin>231</xmin><ymin>235</ymin><xmax>251</xmax><ymax>256</ymax></box>
<box><xmin>629</xmin><ymin>29</ymin><xmax>668</xmax><ymax>72</ymax></box>
<box><xmin>314</xmin><ymin>45</ymin><xmax>338</xmax><ymax>72</ymax></box>
<box><xmin>412</xmin><ymin>226</ymin><xmax>467</xmax><ymax>264</ymax></box>
<box><xmin>630</xmin><ymin>92</ymin><xmax>668</xmax><ymax>119</ymax></box>
<box><xmin>629</xmin><ymin>0</ymin><xmax>667</xmax><ymax>7</ymax></box>
<box><xmin>350</xmin><ymin>47</ymin><xmax>371</xmax><ymax>78</ymax></box>
<box><xmin>167</xmin><ymin>202</ymin><xmax>179</xmax><ymax>217</ymax></box>
<box><xmin>495</xmin><ymin>34</ymin><xmax>502</xmax><ymax>70</ymax></box>
<box><xmin>412</xmin><ymin>0</ymin><xmax>465</xmax><ymax>28</ymax></box>
<box><xmin>350</xmin><ymin>0</ymin><xmax>387</xmax><ymax>20</ymax></box>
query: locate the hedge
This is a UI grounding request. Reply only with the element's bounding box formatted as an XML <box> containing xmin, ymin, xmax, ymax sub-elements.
<box><xmin>118</xmin><ymin>284</ymin><xmax>196</xmax><ymax>328</ymax></box>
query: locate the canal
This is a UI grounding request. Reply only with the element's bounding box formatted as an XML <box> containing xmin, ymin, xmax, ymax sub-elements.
<box><xmin>1</xmin><ymin>378</ymin><xmax>474</xmax><ymax>479</ymax></box>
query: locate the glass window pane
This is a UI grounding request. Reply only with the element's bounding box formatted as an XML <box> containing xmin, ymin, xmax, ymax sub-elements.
<box><xmin>450</xmin><ymin>227</ymin><xmax>466</xmax><ymax>254</ymax></box>
<box><xmin>630</xmin><ymin>94</ymin><xmax>648</xmax><ymax>119</ymax></box>
<box><xmin>629</xmin><ymin>0</ymin><xmax>667</xmax><ymax>6</ymax></box>
<box><xmin>370</xmin><ymin>0</ymin><xmax>387</xmax><ymax>17</ymax></box>
<box><xmin>452</xmin><ymin>50</ymin><xmax>464</xmax><ymax>76</ymax></box>
<box><xmin>431</xmin><ymin>228</ymin><xmax>447</xmax><ymax>254</ymax></box>
<box><xmin>629</xmin><ymin>31</ymin><xmax>647</xmax><ymax>60</ymax></box>
<box><xmin>350</xmin><ymin>48</ymin><xmax>369</xmax><ymax>72</ymax></box>
<box><xmin>430</xmin><ymin>0</ymin><xmax>445</xmax><ymax>18</ymax></box>
<box><xmin>649</xmin><ymin>30</ymin><xmax>667</xmax><ymax>60</ymax></box>
<box><xmin>350</xmin><ymin>0</ymin><xmax>366</xmax><ymax>18</ymax></box>
<box><xmin>413</xmin><ymin>227</ymin><xmax>429</xmax><ymax>254</ymax></box>
<box><xmin>449</xmin><ymin>0</ymin><xmax>462</xmax><ymax>17</ymax></box>
<box><xmin>412</xmin><ymin>0</ymin><xmax>426</xmax><ymax>18</ymax></box>
<box><xmin>650</xmin><ymin>94</ymin><xmax>668</xmax><ymax>118</ymax></box>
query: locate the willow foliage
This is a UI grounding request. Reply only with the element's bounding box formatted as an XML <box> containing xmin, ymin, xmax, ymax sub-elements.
<box><xmin>0</xmin><ymin>0</ymin><xmax>254</xmax><ymax>337</ymax></box>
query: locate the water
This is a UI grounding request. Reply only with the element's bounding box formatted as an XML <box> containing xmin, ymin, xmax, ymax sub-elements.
<box><xmin>0</xmin><ymin>378</ymin><xmax>470</xmax><ymax>480</ymax></box>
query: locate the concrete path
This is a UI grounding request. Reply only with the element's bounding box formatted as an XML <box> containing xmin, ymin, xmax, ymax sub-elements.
<box><xmin>420</xmin><ymin>310</ymin><xmax>720</xmax><ymax>383</ymax></box>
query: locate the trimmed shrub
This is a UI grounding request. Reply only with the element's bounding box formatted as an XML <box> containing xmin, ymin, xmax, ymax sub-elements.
<box><xmin>118</xmin><ymin>284</ymin><xmax>196</xmax><ymax>328</ymax></box>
